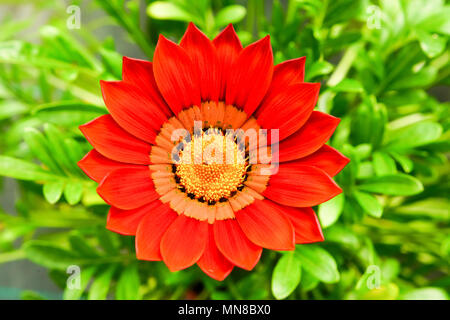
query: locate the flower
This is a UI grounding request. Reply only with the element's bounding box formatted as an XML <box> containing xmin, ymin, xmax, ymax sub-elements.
<box><xmin>78</xmin><ymin>23</ymin><xmax>349</xmax><ymax>281</ymax></box>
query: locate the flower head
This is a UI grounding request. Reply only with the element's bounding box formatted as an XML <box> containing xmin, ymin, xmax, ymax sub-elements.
<box><xmin>78</xmin><ymin>23</ymin><xmax>349</xmax><ymax>280</ymax></box>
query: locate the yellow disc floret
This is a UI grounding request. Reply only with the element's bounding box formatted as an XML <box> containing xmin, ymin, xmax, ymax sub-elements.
<box><xmin>175</xmin><ymin>130</ymin><xmax>247</xmax><ymax>202</ymax></box>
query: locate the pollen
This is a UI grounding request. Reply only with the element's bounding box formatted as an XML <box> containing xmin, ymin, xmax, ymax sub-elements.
<box><xmin>175</xmin><ymin>130</ymin><xmax>247</xmax><ymax>202</ymax></box>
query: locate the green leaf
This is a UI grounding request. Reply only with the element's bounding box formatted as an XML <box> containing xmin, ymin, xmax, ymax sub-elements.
<box><xmin>63</xmin><ymin>138</ymin><xmax>86</xmax><ymax>177</ymax></box>
<box><xmin>417</xmin><ymin>30</ymin><xmax>446</xmax><ymax>58</ymax></box>
<box><xmin>307</xmin><ymin>60</ymin><xmax>334</xmax><ymax>79</ymax></box>
<box><xmin>26</xmin><ymin>208</ymin><xmax>103</xmax><ymax>228</ymax></box>
<box><xmin>357</xmin><ymin>161</ymin><xmax>375</xmax><ymax>179</ymax></box>
<box><xmin>324</xmin><ymin>225</ymin><xmax>360</xmax><ymax>249</ymax></box>
<box><xmin>32</xmin><ymin>101</ymin><xmax>107</xmax><ymax>128</ymax></box>
<box><xmin>0</xmin><ymin>156</ymin><xmax>58</xmax><ymax>181</ymax></box>
<box><xmin>401</xmin><ymin>287</ymin><xmax>449</xmax><ymax>300</ymax></box>
<box><xmin>98</xmin><ymin>229</ymin><xmax>121</xmax><ymax>255</ymax></box>
<box><xmin>358</xmin><ymin>174</ymin><xmax>424</xmax><ymax>196</ymax></box>
<box><xmin>353</xmin><ymin>191</ymin><xmax>383</xmax><ymax>218</ymax></box>
<box><xmin>147</xmin><ymin>2</ymin><xmax>194</xmax><ymax>22</ymax></box>
<box><xmin>69</xmin><ymin>234</ymin><xmax>101</xmax><ymax>258</ymax></box>
<box><xmin>43</xmin><ymin>123</ymin><xmax>78</xmax><ymax>175</ymax></box>
<box><xmin>215</xmin><ymin>5</ymin><xmax>247</xmax><ymax>28</ymax></box>
<box><xmin>331</xmin><ymin>78</ymin><xmax>364</xmax><ymax>92</ymax></box>
<box><xmin>23</xmin><ymin>240</ymin><xmax>81</xmax><ymax>270</ymax></box>
<box><xmin>23</xmin><ymin>128</ymin><xmax>63</xmax><ymax>174</ymax></box>
<box><xmin>385</xmin><ymin>121</ymin><xmax>443</xmax><ymax>150</ymax></box>
<box><xmin>390</xmin><ymin>152</ymin><xmax>414</xmax><ymax>173</ymax></box>
<box><xmin>43</xmin><ymin>180</ymin><xmax>64</xmax><ymax>204</ymax></box>
<box><xmin>390</xmin><ymin>66</ymin><xmax>437</xmax><ymax>90</ymax></box>
<box><xmin>372</xmin><ymin>152</ymin><xmax>397</xmax><ymax>176</ymax></box>
<box><xmin>271</xmin><ymin>252</ymin><xmax>302</xmax><ymax>299</ymax></box>
<box><xmin>299</xmin><ymin>269</ymin><xmax>320</xmax><ymax>291</ymax></box>
<box><xmin>116</xmin><ymin>264</ymin><xmax>141</xmax><ymax>300</ymax></box>
<box><xmin>354</xmin><ymin>144</ymin><xmax>372</xmax><ymax>160</ymax></box>
<box><xmin>381</xmin><ymin>259</ymin><xmax>400</xmax><ymax>283</ymax></box>
<box><xmin>99</xmin><ymin>47</ymin><xmax>122</xmax><ymax>79</ymax></box>
<box><xmin>88</xmin><ymin>265</ymin><xmax>117</xmax><ymax>300</ymax></box>
<box><xmin>318</xmin><ymin>193</ymin><xmax>345</xmax><ymax>228</ymax></box>
<box><xmin>416</xmin><ymin>6</ymin><xmax>450</xmax><ymax>35</ymax></box>
<box><xmin>295</xmin><ymin>245</ymin><xmax>340</xmax><ymax>283</ymax></box>
<box><xmin>0</xmin><ymin>40</ymin><xmax>100</xmax><ymax>77</ymax></box>
<box><xmin>0</xmin><ymin>19</ymin><xmax>31</xmax><ymax>42</ymax></box>
<box><xmin>32</xmin><ymin>101</ymin><xmax>107</xmax><ymax>115</ymax></box>
<box><xmin>64</xmin><ymin>181</ymin><xmax>83</xmax><ymax>205</ymax></box>
<box><xmin>351</xmin><ymin>101</ymin><xmax>387</xmax><ymax>148</ymax></box>
<box><xmin>394</xmin><ymin>198</ymin><xmax>449</xmax><ymax>220</ymax></box>
<box><xmin>39</xmin><ymin>25</ymin><xmax>100</xmax><ymax>70</ymax></box>
<box><xmin>21</xmin><ymin>290</ymin><xmax>47</xmax><ymax>300</ymax></box>
<box><xmin>0</xmin><ymin>100</ymin><xmax>29</xmax><ymax>120</ymax></box>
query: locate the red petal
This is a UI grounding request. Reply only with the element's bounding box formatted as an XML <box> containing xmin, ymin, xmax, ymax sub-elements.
<box><xmin>180</xmin><ymin>23</ymin><xmax>220</xmax><ymax>102</ymax></box>
<box><xmin>97</xmin><ymin>167</ymin><xmax>158</xmax><ymax>210</ymax></box>
<box><xmin>288</xmin><ymin>145</ymin><xmax>350</xmax><ymax>177</ymax></box>
<box><xmin>106</xmin><ymin>200</ymin><xmax>164</xmax><ymax>236</ymax></box>
<box><xmin>153</xmin><ymin>35</ymin><xmax>201</xmax><ymax>115</ymax></box>
<box><xmin>213</xmin><ymin>24</ymin><xmax>242</xmax><ymax>100</ymax></box>
<box><xmin>78</xmin><ymin>149</ymin><xmax>142</xmax><ymax>183</ymax></box>
<box><xmin>197</xmin><ymin>225</ymin><xmax>234</xmax><ymax>281</ymax></box>
<box><xmin>263</xmin><ymin>163</ymin><xmax>342</xmax><ymax>207</ymax></box>
<box><xmin>135</xmin><ymin>202</ymin><xmax>178</xmax><ymax>261</ymax></box>
<box><xmin>160</xmin><ymin>215</ymin><xmax>208</xmax><ymax>271</ymax></box>
<box><xmin>269</xmin><ymin>201</ymin><xmax>324</xmax><ymax>244</ymax></box>
<box><xmin>122</xmin><ymin>56</ymin><xmax>171</xmax><ymax>117</ymax></box>
<box><xmin>100</xmin><ymin>80</ymin><xmax>167</xmax><ymax>143</ymax></box>
<box><xmin>79</xmin><ymin>115</ymin><xmax>151</xmax><ymax>165</ymax></box>
<box><xmin>226</xmin><ymin>36</ymin><xmax>273</xmax><ymax>116</ymax></box>
<box><xmin>256</xmin><ymin>83</ymin><xmax>320</xmax><ymax>141</ymax></box>
<box><xmin>236</xmin><ymin>200</ymin><xmax>295</xmax><ymax>250</ymax></box>
<box><xmin>214</xmin><ymin>219</ymin><xmax>262</xmax><ymax>270</ymax></box>
<box><xmin>270</xmin><ymin>57</ymin><xmax>306</xmax><ymax>90</ymax></box>
<box><xmin>275</xmin><ymin>111</ymin><xmax>340</xmax><ymax>161</ymax></box>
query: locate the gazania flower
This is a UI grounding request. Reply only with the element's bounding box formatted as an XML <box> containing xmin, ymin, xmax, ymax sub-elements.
<box><xmin>78</xmin><ymin>23</ymin><xmax>349</xmax><ymax>281</ymax></box>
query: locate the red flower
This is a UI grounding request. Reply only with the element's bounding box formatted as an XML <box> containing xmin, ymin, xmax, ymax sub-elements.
<box><xmin>78</xmin><ymin>23</ymin><xmax>349</xmax><ymax>281</ymax></box>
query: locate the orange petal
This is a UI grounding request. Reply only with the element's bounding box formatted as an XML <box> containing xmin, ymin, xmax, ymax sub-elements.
<box><xmin>214</xmin><ymin>219</ymin><xmax>262</xmax><ymax>270</ymax></box>
<box><xmin>197</xmin><ymin>225</ymin><xmax>234</xmax><ymax>281</ymax></box>
<box><xmin>135</xmin><ymin>202</ymin><xmax>178</xmax><ymax>261</ymax></box>
<box><xmin>79</xmin><ymin>114</ymin><xmax>151</xmax><ymax>165</ymax></box>
<box><xmin>236</xmin><ymin>200</ymin><xmax>295</xmax><ymax>250</ymax></box>
<box><xmin>263</xmin><ymin>164</ymin><xmax>342</xmax><ymax>207</ymax></box>
<box><xmin>160</xmin><ymin>215</ymin><xmax>208</xmax><ymax>271</ymax></box>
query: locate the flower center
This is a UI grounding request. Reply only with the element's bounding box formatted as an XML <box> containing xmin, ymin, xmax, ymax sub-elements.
<box><xmin>175</xmin><ymin>129</ymin><xmax>247</xmax><ymax>203</ymax></box>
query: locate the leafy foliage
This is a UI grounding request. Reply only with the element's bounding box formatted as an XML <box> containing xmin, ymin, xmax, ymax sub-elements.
<box><xmin>0</xmin><ymin>0</ymin><xmax>448</xmax><ymax>300</ymax></box>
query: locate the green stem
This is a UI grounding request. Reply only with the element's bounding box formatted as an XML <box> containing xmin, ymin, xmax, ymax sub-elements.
<box><xmin>246</xmin><ymin>0</ymin><xmax>256</xmax><ymax>37</ymax></box>
<box><xmin>327</xmin><ymin>44</ymin><xmax>359</xmax><ymax>86</ymax></box>
<box><xmin>255</xmin><ymin>0</ymin><xmax>265</xmax><ymax>36</ymax></box>
<box><xmin>46</xmin><ymin>75</ymin><xmax>104</xmax><ymax>105</ymax></box>
<box><xmin>169</xmin><ymin>286</ymin><xmax>185</xmax><ymax>300</ymax></box>
<box><xmin>286</xmin><ymin>0</ymin><xmax>298</xmax><ymax>24</ymax></box>
<box><xmin>0</xmin><ymin>250</ymin><xmax>26</xmax><ymax>264</ymax></box>
<box><xmin>315</xmin><ymin>0</ymin><xmax>328</xmax><ymax>30</ymax></box>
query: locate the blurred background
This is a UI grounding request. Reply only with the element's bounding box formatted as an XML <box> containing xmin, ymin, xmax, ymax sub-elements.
<box><xmin>0</xmin><ymin>0</ymin><xmax>448</xmax><ymax>300</ymax></box>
